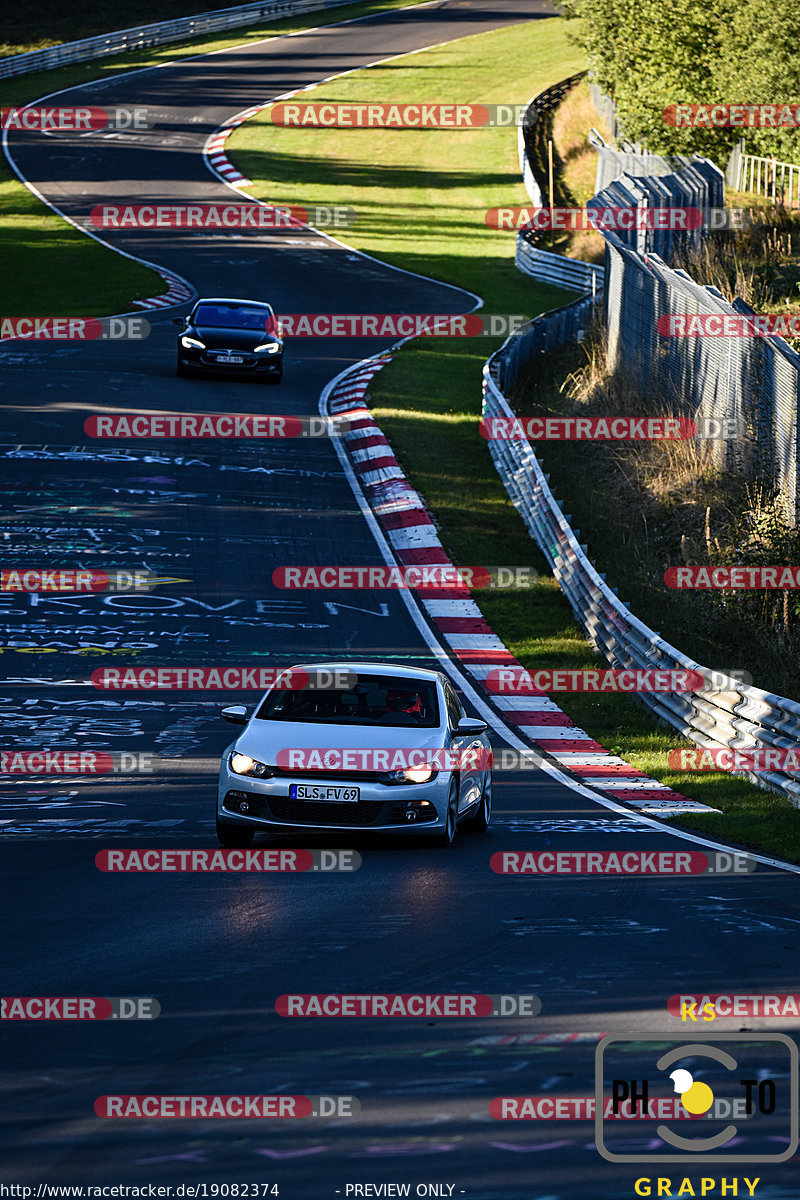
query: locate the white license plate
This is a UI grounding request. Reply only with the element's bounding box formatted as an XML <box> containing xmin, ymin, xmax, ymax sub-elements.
<box><xmin>216</xmin><ymin>354</ymin><xmax>244</xmax><ymax>364</ymax></box>
<box><xmin>289</xmin><ymin>784</ymin><xmax>360</xmax><ymax>803</ymax></box>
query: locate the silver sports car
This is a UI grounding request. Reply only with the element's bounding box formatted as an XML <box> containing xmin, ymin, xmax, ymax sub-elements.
<box><xmin>216</xmin><ymin>662</ymin><xmax>492</xmax><ymax>846</ymax></box>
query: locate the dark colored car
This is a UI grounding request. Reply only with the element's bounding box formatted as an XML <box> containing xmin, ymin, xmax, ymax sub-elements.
<box><xmin>174</xmin><ymin>297</ymin><xmax>283</xmax><ymax>383</ymax></box>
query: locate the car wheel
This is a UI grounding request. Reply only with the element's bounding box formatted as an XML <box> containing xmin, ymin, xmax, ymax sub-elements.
<box><xmin>464</xmin><ymin>770</ymin><xmax>492</xmax><ymax>832</ymax></box>
<box><xmin>176</xmin><ymin>358</ymin><xmax>189</xmax><ymax>378</ymax></box>
<box><xmin>215</xmin><ymin>816</ymin><xmax>254</xmax><ymax>848</ymax></box>
<box><xmin>264</xmin><ymin>370</ymin><xmax>282</xmax><ymax>384</ymax></box>
<box><xmin>434</xmin><ymin>779</ymin><xmax>459</xmax><ymax>847</ymax></box>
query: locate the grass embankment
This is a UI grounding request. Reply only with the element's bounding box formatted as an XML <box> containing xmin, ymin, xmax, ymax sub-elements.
<box><xmin>225</xmin><ymin>17</ymin><xmax>800</xmax><ymax>860</ymax></box>
<box><xmin>0</xmin><ymin>0</ymin><xmax>426</xmax><ymax>315</ymax></box>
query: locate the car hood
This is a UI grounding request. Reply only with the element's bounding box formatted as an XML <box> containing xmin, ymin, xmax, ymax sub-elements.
<box><xmin>233</xmin><ymin>721</ymin><xmax>445</xmax><ymax>763</ymax></box>
<box><xmin>192</xmin><ymin>324</ymin><xmax>279</xmax><ymax>350</ymax></box>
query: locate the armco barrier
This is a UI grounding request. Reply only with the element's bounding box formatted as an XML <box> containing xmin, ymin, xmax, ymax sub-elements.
<box><xmin>0</xmin><ymin>0</ymin><xmax>354</xmax><ymax>79</ymax></box>
<box><xmin>515</xmin><ymin>238</ymin><xmax>603</xmax><ymax>297</ymax></box>
<box><xmin>515</xmin><ymin>74</ymin><xmax>605</xmax><ymax>297</ymax></box>
<box><xmin>482</xmin><ymin>348</ymin><xmax>800</xmax><ymax>806</ymax></box>
<box><xmin>485</xmin><ymin>78</ymin><xmax>800</xmax><ymax>807</ymax></box>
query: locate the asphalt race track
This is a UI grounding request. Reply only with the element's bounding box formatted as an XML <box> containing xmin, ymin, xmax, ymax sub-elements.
<box><xmin>2</xmin><ymin>3</ymin><xmax>800</xmax><ymax>1196</ymax></box>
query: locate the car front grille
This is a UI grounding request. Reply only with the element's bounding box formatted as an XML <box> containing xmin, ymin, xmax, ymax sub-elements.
<box><xmin>270</xmin><ymin>767</ymin><xmax>390</xmax><ymax>783</ymax></box>
<box><xmin>267</xmin><ymin>798</ymin><xmax>405</xmax><ymax>826</ymax></box>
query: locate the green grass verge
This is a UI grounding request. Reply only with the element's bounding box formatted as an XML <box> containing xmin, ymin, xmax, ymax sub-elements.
<box><xmin>0</xmin><ymin>0</ymin><xmax>427</xmax><ymax>316</ymax></box>
<box><xmin>227</xmin><ymin>16</ymin><xmax>800</xmax><ymax>862</ymax></box>
<box><xmin>0</xmin><ymin>173</ymin><xmax>165</xmax><ymax>316</ymax></box>
<box><xmin>229</xmin><ymin>18</ymin><xmax>582</xmax><ymax>298</ymax></box>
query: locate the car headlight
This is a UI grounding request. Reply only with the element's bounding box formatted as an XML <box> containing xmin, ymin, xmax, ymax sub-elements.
<box><xmin>229</xmin><ymin>752</ymin><xmax>273</xmax><ymax>778</ymax></box>
<box><xmin>253</xmin><ymin>341</ymin><xmax>281</xmax><ymax>353</ymax></box>
<box><xmin>180</xmin><ymin>335</ymin><xmax>205</xmax><ymax>350</ymax></box>
<box><xmin>384</xmin><ymin>766</ymin><xmax>438</xmax><ymax>785</ymax></box>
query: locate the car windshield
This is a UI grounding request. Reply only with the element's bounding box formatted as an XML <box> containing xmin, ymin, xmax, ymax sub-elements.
<box><xmin>194</xmin><ymin>304</ymin><xmax>275</xmax><ymax>331</ymax></box>
<box><xmin>255</xmin><ymin>675</ymin><xmax>440</xmax><ymax>727</ymax></box>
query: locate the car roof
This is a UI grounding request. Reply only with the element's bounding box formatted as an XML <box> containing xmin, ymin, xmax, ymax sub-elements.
<box><xmin>193</xmin><ymin>297</ymin><xmax>274</xmax><ymax>309</ymax></box>
<box><xmin>285</xmin><ymin>661</ymin><xmax>443</xmax><ymax>683</ymax></box>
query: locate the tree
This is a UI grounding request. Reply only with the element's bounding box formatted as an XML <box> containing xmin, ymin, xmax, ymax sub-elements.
<box><xmin>557</xmin><ymin>0</ymin><xmax>799</xmax><ymax>166</ymax></box>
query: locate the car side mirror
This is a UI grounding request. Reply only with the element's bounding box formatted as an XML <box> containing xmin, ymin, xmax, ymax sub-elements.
<box><xmin>455</xmin><ymin>716</ymin><xmax>488</xmax><ymax>736</ymax></box>
<box><xmin>173</xmin><ymin>317</ymin><xmax>187</xmax><ymax>328</ymax></box>
<box><xmin>222</xmin><ymin>705</ymin><xmax>248</xmax><ymax>725</ymax></box>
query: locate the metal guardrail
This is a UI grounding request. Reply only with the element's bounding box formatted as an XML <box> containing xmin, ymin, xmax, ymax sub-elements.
<box><xmin>0</xmin><ymin>0</ymin><xmax>353</xmax><ymax>79</ymax></box>
<box><xmin>483</xmin><ymin>347</ymin><xmax>800</xmax><ymax>806</ymax></box>
<box><xmin>486</xmin><ymin>77</ymin><xmax>800</xmax><ymax>807</ymax></box>
<box><xmin>515</xmin><ymin>238</ymin><xmax>602</xmax><ymax>296</ymax></box>
<box><xmin>514</xmin><ymin>74</ymin><xmax>605</xmax><ymax>296</ymax></box>
<box><xmin>517</xmin><ymin>73</ymin><xmax>586</xmax><ymax>208</ymax></box>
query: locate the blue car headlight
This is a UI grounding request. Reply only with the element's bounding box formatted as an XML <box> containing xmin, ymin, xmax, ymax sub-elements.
<box><xmin>253</xmin><ymin>341</ymin><xmax>281</xmax><ymax>354</ymax></box>
<box><xmin>180</xmin><ymin>335</ymin><xmax>205</xmax><ymax>350</ymax></box>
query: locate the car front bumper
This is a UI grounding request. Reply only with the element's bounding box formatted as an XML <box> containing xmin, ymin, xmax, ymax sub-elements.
<box><xmin>216</xmin><ymin>764</ymin><xmax>452</xmax><ymax>835</ymax></box>
<box><xmin>179</xmin><ymin>350</ymin><xmax>282</xmax><ymax>375</ymax></box>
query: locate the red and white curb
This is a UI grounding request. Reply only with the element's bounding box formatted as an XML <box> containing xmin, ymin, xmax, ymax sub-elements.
<box><xmin>132</xmin><ymin>266</ymin><xmax>195</xmax><ymax>310</ymax></box>
<box><xmin>325</xmin><ymin>357</ymin><xmax>718</xmax><ymax>818</ymax></box>
<box><xmin>205</xmin><ymin>127</ymin><xmax>253</xmax><ymax>187</ymax></box>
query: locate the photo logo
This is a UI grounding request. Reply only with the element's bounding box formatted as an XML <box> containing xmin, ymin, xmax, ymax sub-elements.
<box><xmin>595</xmin><ymin>1034</ymin><xmax>798</xmax><ymax>1162</ymax></box>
